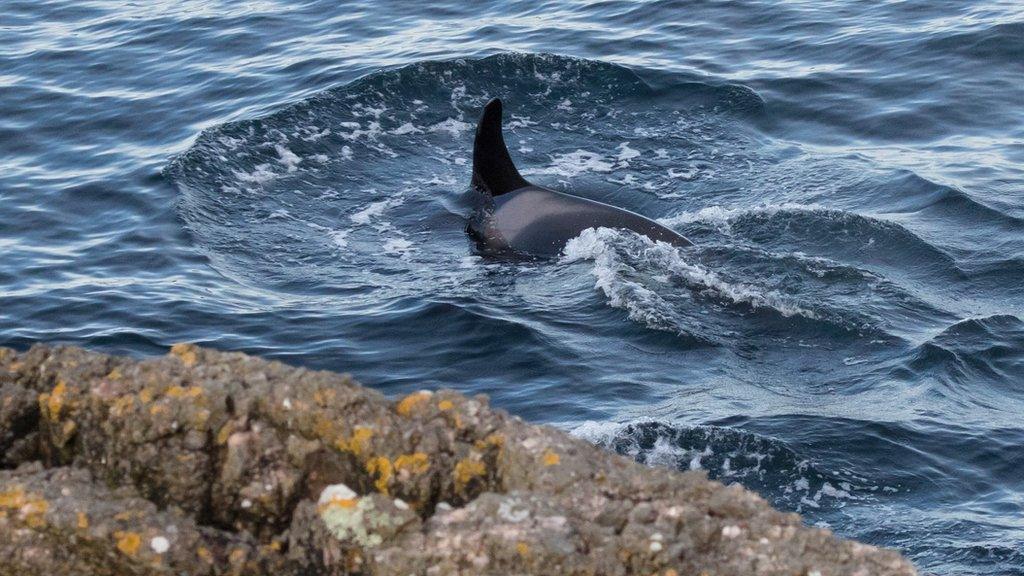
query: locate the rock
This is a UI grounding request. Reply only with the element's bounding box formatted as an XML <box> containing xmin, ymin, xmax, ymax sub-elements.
<box><xmin>0</xmin><ymin>344</ymin><xmax>917</xmax><ymax>575</ymax></box>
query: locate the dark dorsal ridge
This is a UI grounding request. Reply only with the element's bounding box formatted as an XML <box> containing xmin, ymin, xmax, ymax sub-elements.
<box><xmin>472</xmin><ymin>98</ymin><xmax>529</xmax><ymax>196</ymax></box>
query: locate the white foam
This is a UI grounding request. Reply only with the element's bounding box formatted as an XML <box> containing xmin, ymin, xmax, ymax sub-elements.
<box><xmin>508</xmin><ymin>115</ymin><xmax>538</xmax><ymax>129</ymax></box>
<box><xmin>563</xmin><ymin>227</ymin><xmax>821</xmax><ymax>326</ymax></box>
<box><xmin>232</xmin><ymin>163</ymin><xmax>277</xmax><ymax>186</ymax></box>
<box><xmin>391</xmin><ymin>122</ymin><xmax>423</xmax><ymax>135</ymax></box>
<box><xmin>275</xmin><ymin>145</ymin><xmax>302</xmax><ymax>172</ymax></box>
<box><xmin>526</xmin><ymin>150</ymin><xmax>614</xmax><ymax>178</ymax></box>
<box><xmin>429</xmin><ymin>118</ymin><xmax>473</xmax><ymax>137</ymax></box>
<box><xmin>350</xmin><ymin>196</ymin><xmax>403</xmax><ymax>226</ymax></box>
<box><xmin>337</xmin><ymin>121</ymin><xmax>383</xmax><ymax>141</ymax></box>
<box><xmin>659</xmin><ymin>203</ymin><xmax>827</xmax><ymax>229</ymax></box>
<box><xmin>383</xmin><ymin>237</ymin><xmax>414</xmax><ymax>255</ymax></box>
<box><xmin>616</xmin><ymin>142</ymin><xmax>641</xmax><ymax>163</ymax></box>
<box><xmin>329</xmin><ymin>230</ymin><xmax>349</xmax><ymax>249</ymax></box>
<box><xmin>667</xmin><ymin>166</ymin><xmax>698</xmax><ymax>181</ymax></box>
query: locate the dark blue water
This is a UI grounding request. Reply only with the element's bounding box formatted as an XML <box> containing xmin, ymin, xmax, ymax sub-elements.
<box><xmin>2</xmin><ymin>2</ymin><xmax>1023</xmax><ymax>573</ymax></box>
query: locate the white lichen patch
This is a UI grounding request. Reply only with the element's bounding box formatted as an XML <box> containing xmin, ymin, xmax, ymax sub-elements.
<box><xmin>316</xmin><ymin>483</ymin><xmax>408</xmax><ymax>548</ymax></box>
<box><xmin>497</xmin><ymin>499</ymin><xmax>530</xmax><ymax>523</ymax></box>
<box><xmin>722</xmin><ymin>525</ymin><xmax>743</xmax><ymax>539</ymax></box>
<box><xmin>150</xmin><ymin>536</ymin><xmax>170</xmax><ymax>554</ymax></box>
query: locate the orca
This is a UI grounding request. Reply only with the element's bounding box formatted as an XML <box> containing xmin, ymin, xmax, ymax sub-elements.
<box><xmin>467</xmin><ymin>98</ymin><xmax>692</xmax><ymax>258</ymax></box>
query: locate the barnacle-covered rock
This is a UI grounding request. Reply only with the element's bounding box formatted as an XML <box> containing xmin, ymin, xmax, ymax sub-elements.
<box><xmin>0</xmin><ymin>344</ymin><xmax>916</xmax><ymax>575</ymax></box>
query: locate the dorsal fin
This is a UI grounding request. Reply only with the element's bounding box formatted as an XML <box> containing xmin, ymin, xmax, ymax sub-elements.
<box><xmin>472</xmin><ymin>98</ymin><xmax>529</xmax><ymax>196</ymax></box>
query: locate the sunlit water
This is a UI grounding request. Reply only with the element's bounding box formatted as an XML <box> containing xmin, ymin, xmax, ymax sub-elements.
<box><xmin>3</xmin><ymin>2</ymin><xmax>1023</xmax><ymax>573</ymax></box>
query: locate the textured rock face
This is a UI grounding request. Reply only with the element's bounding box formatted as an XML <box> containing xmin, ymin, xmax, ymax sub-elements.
<box><xmin>0</xmin><ymin>344</ymin><xmax>916</xmax><ymax>575</ymax></box>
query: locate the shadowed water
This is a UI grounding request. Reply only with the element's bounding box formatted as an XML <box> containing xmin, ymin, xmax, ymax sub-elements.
<box><xmin>2</xmin><ymin>2</ymin><xmax>1023</xmax><ymax>573</ymax></box>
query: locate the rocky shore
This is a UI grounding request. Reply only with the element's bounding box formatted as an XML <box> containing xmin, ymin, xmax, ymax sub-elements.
<box><xmin>0</xmin><ymin>344</ymin><xmax>915</xmax><ymax>575</ymax></box>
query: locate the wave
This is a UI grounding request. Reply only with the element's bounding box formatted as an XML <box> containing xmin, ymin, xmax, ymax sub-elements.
<box><xmin>165</xmin><ymin>53</ymin><xmax>769</xmax><ymax>295</ymax></box>
<box><xmin>573</xmin><ymin>419</ymin><xmax>875</xmax><ymax>512</ymax></box>
<box><xmin>562</xmin><ymin>227</ymin><xmax>826</xmax><ymax>327</ymax></box>
<box><xmin>897</xmin><ymin>315</ymin><xmax>1024</xmax><ymax>392</ymax></box>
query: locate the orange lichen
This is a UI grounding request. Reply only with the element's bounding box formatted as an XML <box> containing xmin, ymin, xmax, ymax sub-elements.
<box><xmin>366</xmin><ymin>457</ymin><xmax>393</xmax><ymax>494</ymax></box>
<box><xmin>516</xmin><ymin>542</ymin><xmax>531</xmax><ymax>558</ymax></box>
<box><xmin>166</xmin><ymin>385</ymin><xmax>203</xmax><ymax>399</ymax></box>
<box><xmin>665</xmin><ymin>570</ymin><xmax>680</xmax><ymax>576</ymax></box>
<box><xmin>454</xmin><ymin>458</ymin><xmax>486</xmax><ymax>490</ymax></box>
<box><xmin>318</xmin><ymin>496</ymin><xmax>358</xmax><ymax>513</ymax></box>
<box><xmin>39</xmin><ymin>380</ymin><xmax>69</xmax><ymax>421</ymax></box>
<box><xmin>139</xmin><ymin>387</ymin><xmax>155</xmax><ymax>403</ymax></box>
<box><xmin>149</xmin><ymin>404</ymin><xmax>168</xmax><ymax>416</ymax></box>
<box><xmin>396</xmin><ymin>391</ymin><xmax>431</xmax><ymax>416</ymax></box>
<box><xmin>114</xmin><ymin>531</ymin><xmax>142</xmax><ymax>556</ymax></box>
<box><xmin>170</xmin><ymin>343</ymin><xmax>198</xmax><ymax>366</ymax></box>
<box><xmin>542</xmin><ymin>449</ymin><xmax>561</xmax><ymax>466</ymax></box>
<box><xmin>336</xmin><ymin>426</ymin><xmax>374</xmax><ymax>456</ymax></box>
<box><xmin>110</xmin><ymin>395</ymin><xmax>135</xmax><ymax>417</ymax></box>
<box><xmin>313</xmin><ymin>388</ymin><xmax>336</xmax><ymax>406</ymax></box>
<box><xmin>394</xmin><ymin>452</ymin><xmax>430</xmax><ymax>475</ymax></box>
<box><xmin>0</xmin><ymin>487</ymin><xmax>49</xmax><ymax>528</ymax></box>
<box><xmin>474</xmin><ymin>433</ymin><xmax>506</xmax><ymax>451</ymax></box>
<box><xmin>77</xmin><ymin>511</ymin><xmax>89</xmax><ymax>529</ymax></box>
<box><xmin>438</xmin><ymin>399</ymin><xmax>454</xmax><ymax>411</ymax></box>
<box><xmin>314</xmin><ymin>415</ymin><xmax>339</xmax><ymax>442</ymax></box>
<box><xmin>106</xmin><ymin>368</ymin><xmax>123</xmax><ymax>380</ymax></box>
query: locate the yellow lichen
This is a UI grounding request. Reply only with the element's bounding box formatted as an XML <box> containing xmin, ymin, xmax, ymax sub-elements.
<box><xmin>166</xmin><ymin>385</ymin><xmax>203</xmax><ymax>399</ymax></box>
<box><xmin>139</xmin><ymin>387</ymin><xmax>155</xmax><ymax>403</ymax></box>
<box><xmin>0</xmin><ymin>488</ymin><xmax>27</xmax><ymax>509</ymax></box>
<box><xmin>149</xmin><ymin>404</ymin><xmax>168</xmax><ymax>416</ymax></box>
<box><xmin>665</xmin><ymin>570</ymin><xmax>680</xmax><ymax>576</ymax></box>
<box><xmin>314</xmin><ymin>415</ymin><xmax>338</xmax><ymax>442</ymax></box>
<box><xmin>438</xmin><ymin>399</ymin><xmax>454</xmax><ymax>411</ymax></box>
<box><xmin>61</xmin><ymin>418</ymin><xmax>76</xmax><ymax>433</ymax></box>
<box><xmin>216</xmin><ymin>423</ymin><xmax>234</xmax><ymax>445</ymax></box>
<box><xmin>110</xmin><ymin>395</ymin><xmax>136</xmax><ymax>417</ymax></box>
<box><xmin>114</xmin><ymin>531</ymin><xmax>142</xmax><ymax>556</ymax></box>
<box><xmin>313</xmin><ymin>388</ymin><xmax>336</xmax><ymax>406</ymax></box>
<box><xmin>197</xmin><ymin>547</ymin><xmax>213</xmax><ymax>562</ymax></box>
<box><xmin>474</xmin><ymin>433</ymin><xmax>506</xmax><ymax>451</ymax></box>
<box><xmin>396</xmin><ymin>391</ymin><xmax>431</xmax><ymax>416</ymax></box>
<box><xmin>394</xmin><ymin>452</ymin><xmax>430</xmax><ymax>475</ymax></box>
<box><xmin>366</xmin><ymin>457</ymin><xmax>393</xmax><ymax>495</ymax></box>
<box><xmin>542</xmin><ymin>449</ymin><xmax>561</xmax><ymax>466</ymax></box>
<box><xmin>516</xmin><ymin>542</ymin><xmax>531</xmax><ymax>558</ymax></box>
<box><xmin>0</xmin><ymin>487</ymin><xmax>49</xmax><ymax>528</ymax></box>
<box><xmin>40</xmin><ymin>380</ymin><xmax>69</xmax><ymax>421</ymax></box>
<box><xmin>107</xmin><ymin>368</ymin><xmax>123</xmax><ymax>380</ymax></box>
<box><xmin>170</xmin><ymin>343</ymin><xmax>198</xmax><ymax>366</ymax></box>
<box><xmin>336</xmin><ymin>426</ymin><xmax>374</xmax><ymax>456</ymax></box>
<box><xmin>77</xmin><ymin>511</ymin><xmax>89</xmax><ymax>529</ymax></box>
<box><xmin>454</xmin><ymin>458</ymin><xmax>486</xmax><ymax>490</ymax></box>
<box><xmin>228</xmin><ymin>548</ymin><xmax>246</xmax><ymax>564</ymax></box>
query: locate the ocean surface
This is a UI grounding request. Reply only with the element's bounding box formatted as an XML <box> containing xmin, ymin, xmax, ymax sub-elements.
<box><xmin>2</xmin><ymin>1</ymin><xmax>1023</xmax><ymax>573</ymax></box>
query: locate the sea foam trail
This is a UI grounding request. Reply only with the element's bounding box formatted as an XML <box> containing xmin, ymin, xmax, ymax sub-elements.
<box><xmin>561</xmin><ymin>227</ymin><xmax>823</xmax><ymax>335</ymax></box>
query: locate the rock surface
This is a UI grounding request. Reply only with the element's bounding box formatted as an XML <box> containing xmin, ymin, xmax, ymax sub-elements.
<box><xmin>0</xmin><ymin>344</ymin><xmax>916</xmax><ymax>575</ymax></box>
